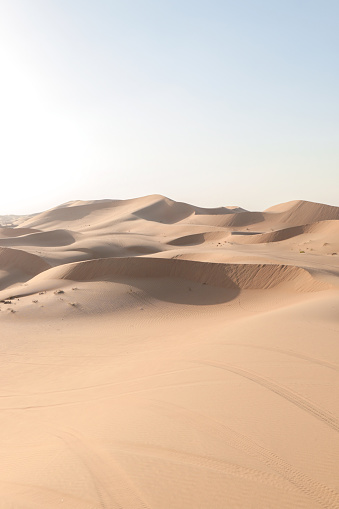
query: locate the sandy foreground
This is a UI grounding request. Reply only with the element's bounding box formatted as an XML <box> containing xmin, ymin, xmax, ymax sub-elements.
<box><xmin>0</xmin><ymin>195</ymin><xmax>338</xmax><ymax>509</ymax></box>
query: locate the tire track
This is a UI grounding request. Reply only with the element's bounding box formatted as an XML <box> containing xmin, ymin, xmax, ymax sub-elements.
<box><xmin>200</xmin><ymin>360</ymin><xmax>339</xmax><ymax>433</ymax></box>
<box><xmin>57</xmin><ymin>431</ymin><xmax>151</xmax><ymax>509</ymax></box>
<box><xmin>0</xmin><ymin>480</ymin><xmax>92</xmax><ymax>508</ymax></box>
<box><xmin>116</xmin><ymin>440</ymin><xmax>295</xmax><ymax>490</ymax></box>
<box><xmin>220</xmin><ymin>343</ymin><xmax>339</xmax><ymax>373</ymax></box>
<box><xmin>0</xmin><ymin>366</ymin><xmax>200</xmax><ymax>403</ymax></box>
<box><xmin>0</xmin><ymin>379</ymin><xmax>221</xmax><ymax>411</ymax></box>
<box><xmin>148</xmin><ymin>399</ymin><xmax>339</xmax><ymax>509</ymax></box>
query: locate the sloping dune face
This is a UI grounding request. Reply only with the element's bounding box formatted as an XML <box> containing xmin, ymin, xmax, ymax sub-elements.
<box><xmin>29</xmin><ymin>257</ymin><xmax>328</xmax><ymax>293</ymax></box>
<box><xmin>1</xmin><ymin>195</ymin><xmax>339</xmax><ymax>509</ymax></box>
<box><xmin>266</xmin><ymin>199</ymin><xmax>339</xmax><ymax>223</ymax></box>
<box><xmin>0</xmin><ymin>247</ymin><xmax>50</xmax><ymax>273</ymax></box>
<box><xmin>0</xmin><ymin>227</ymin><xmax>41</xmax><ymax>237</ymax></box>
<box><xmin>235</xmin><ymin>220</ymin><xmax>339</xmax><ymax>244</ymax></box>
<box><xmin>0</xmin><ymin>247</ymin><xmax>51</xmax><ymax>291</ymax></box>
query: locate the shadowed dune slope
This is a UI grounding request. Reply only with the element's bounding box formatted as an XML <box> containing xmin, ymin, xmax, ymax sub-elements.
<box><xmin>219</xmin><ymin>211</ymin><xmax>266</xmax><ymax>227</ymax></box>
<box><xmin>0</xmin><ymin>247</ymin><xmax>50</xmax><ymax>274</ymax></box>
<box><xmin>181</xmin><ymin>211</ymin><xmax>267</xmax><ymax>228</ymax></box>
<box><xmin>168</xmin><ymin>231</ymin><xmax>229</xmax><ymax>246</ymax></box>
<box><xmin>0</xmin><ymin>227</ymin><xmax>41</xmax><ymax>237</ymax></box>
<box><xmin>0</xmin><ymin>229</ymin><xmax>77</xmax><ymax>247</ymax></box>
<box><xmin>30</xmin><ymin>256</ymin><xmax>329</xmax><ymax>292</ymax></box>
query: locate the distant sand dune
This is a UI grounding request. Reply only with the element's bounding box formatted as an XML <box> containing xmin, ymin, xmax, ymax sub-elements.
<box><xmin>265</xmin><ymin>199</ymin><xmax>339</xmax><ymax>220</ymax></box>
<box><xmin>233</xmin><ymin>220</ymin><xmax>339</xmax><ymax>245</ymax></box>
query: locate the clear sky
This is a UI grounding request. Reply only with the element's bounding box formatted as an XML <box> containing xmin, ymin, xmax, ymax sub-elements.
<box><xmin>0</xmin><ymin>0</ymin><xmax>338</xmax><ymax>214</ymax></box>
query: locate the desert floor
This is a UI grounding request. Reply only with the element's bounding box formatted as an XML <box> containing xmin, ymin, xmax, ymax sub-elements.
<box><xmin>0</xmin><ymin>195</ymin><xmax>338</xmax><ymax>508</ymax></box>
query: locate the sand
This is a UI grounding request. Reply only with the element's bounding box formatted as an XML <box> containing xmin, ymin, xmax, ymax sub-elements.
<box><xmin>0</xmin><ymin>195</ymin><xmax>338</xmax><ymax>508</ymax></box>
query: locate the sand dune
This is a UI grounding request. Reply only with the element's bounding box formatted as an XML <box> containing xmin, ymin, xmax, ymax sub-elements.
<box><xmin>266</xmin><ymin>199</ymin><xmax>339</xmax><ymax>223</ymax></box>
<box><xmin>0</xmin><ymin>227</ymin><xmax>41</xmax><ymax>237</ymax></box>
<box><xmin>0</xmin><ymin>229</ymin><xmax>77</xmax><ymax>247</ymax></box>
<box><xmin>168</xmin><ymin>231</ymin><xmax>229</xmax><ymax>246</ymax></box>
<box><xmin>24</xmin><ymin>257</ymin><xmax>328</xmax><ymax>292</ymax></box>
<box><xmin>229</xmin><ymin>220</ymin><xmax>339</xmax><ymax>262</ymax></box>
<box><xmin>0</xmin><ymin>195</ymin><xmax>338</xmax><ymax>509</ymax></box>
<box><xmin>234</xmin><ymin>219</ymin><xmax>339</xmax><ymax>243</ymax></box>
<box><xmin>0</xmin><ymin>246</ymin><xmax>50</xmax><ymax>274</ymax></box>
<box><xmin>0</xmin><ymin>247</ymin><xmax>51</xmax><ymax>291</ymax></box>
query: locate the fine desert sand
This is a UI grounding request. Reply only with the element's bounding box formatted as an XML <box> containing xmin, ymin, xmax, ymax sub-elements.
<box><xmin>0</xmin><ymin>195</ymin><xmax>338</xmax><ymax>508</ymax></box>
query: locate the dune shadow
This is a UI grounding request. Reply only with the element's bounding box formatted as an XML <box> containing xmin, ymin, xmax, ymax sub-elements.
<box><xmin>0</xmin><ymin>230</ymin><xmax>76</xmax><ymax>248</ymax></box>
<box><xmin>0</xmin><ymin>273</ymin><xmax>28</xmax><ymax>292</ymax></box>
<box><xmin>134</xmin><ymin>201</ymin><xmax>193</xmax><ymax>224</ymax></box>
<box><xmin>231</xmin><ymin>231</ymin><xmax>263</xmax><ymax>236</ymax></box>
<box><xmin>218</xmin><ymin>212</ymin><xmax>265</xmax><ymax>228</ymax></box>
<box><xmin>193</xmin><ymin>206</ymin><xmax>244</xmax><ymax>216</ymax></box>
<box><xmin>100</xmin><ymin>276</ymin><xmax>240</xmax><ymax>306</ymax></box>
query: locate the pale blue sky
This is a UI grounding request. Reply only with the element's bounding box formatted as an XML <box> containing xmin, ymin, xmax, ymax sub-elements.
<box><xmin>0</xmin><ymin>0</ymin><xmax>338</xmax><ymax>213</ymax></box>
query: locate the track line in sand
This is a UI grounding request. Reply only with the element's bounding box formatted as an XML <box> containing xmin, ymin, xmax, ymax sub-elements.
<box><xmin>217</xmin><ymin>343</ymin><xmax>339</xmax><ymax>373</ymax></box>
<box><xmin>0</xmin><ymin>481</ymin><xmax>92</xmax><ymax>509</ymax></box>
<box><xmin>56</xmin><ymin>431</ymin><xmax>151</xmax><ymax>509</ymax></box>
<box><xmin>146</xmin><ymin>400</ymin><xmax>339</xmax><ymax>509</ymax></box>
<box><xmin>199</xmin><ymin>360</ymin><xmax>339</xmax><ymax>433</ymax></box>
<box><xmin>0</xmin><ymin>366</ymin><xmax>200</xmax><ymax>399</ymax></box>
<box><xmin>116</xmin><ymin>440</ymin><xmax>294</xmax><ymax>488</ymax></box>
<box><xmin>0</xmin><ymin>379</ymin><xmax>226</xmax><ymax>411</ymax></box>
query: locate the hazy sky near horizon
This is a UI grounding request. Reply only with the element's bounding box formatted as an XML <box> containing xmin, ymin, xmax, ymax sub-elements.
<box><xmin>0</xmin><ymin>0</ymin><xmax>338</xmax><ymax>214</ymax></box>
